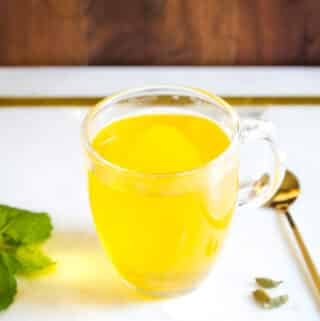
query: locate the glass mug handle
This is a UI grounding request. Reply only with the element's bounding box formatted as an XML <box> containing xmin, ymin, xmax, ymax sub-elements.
<box><xmin>238</xmin><ymin>118</ymin><xmax>285</xmax><ymax>207</ymax></box>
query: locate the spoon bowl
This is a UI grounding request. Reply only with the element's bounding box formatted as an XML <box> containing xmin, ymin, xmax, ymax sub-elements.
<box><xmin>268</xmin><ymin>170</ymin><xmax>300</xmax><ymax>210</ymax></box>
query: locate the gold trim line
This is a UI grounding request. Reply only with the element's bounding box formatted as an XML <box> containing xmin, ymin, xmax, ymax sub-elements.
<box><xmin>0</xmin><ymin>96</ymin><xmax>320</xmax><ymax>107</ymax></box>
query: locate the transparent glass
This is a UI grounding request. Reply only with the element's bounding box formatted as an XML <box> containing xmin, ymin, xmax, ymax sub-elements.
<box><xmin>82</xmin><ymin>86</ymin><xmax>285</xmax><ymax>296</ymax></box>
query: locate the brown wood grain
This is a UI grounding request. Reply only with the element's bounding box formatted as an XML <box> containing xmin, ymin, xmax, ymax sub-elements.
<box><xmin>0</xmin><ymin>0</ymin><xmax>319</xmax><ymax>65</ymax></box>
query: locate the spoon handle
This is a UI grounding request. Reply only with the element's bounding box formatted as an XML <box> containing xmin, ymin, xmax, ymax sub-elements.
<box><xmin>284</xmin><ymin>210</ymin><xmax>320</xmax><ymax>293</ymax></box>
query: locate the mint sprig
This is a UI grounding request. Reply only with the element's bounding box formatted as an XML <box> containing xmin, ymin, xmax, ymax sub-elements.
<box><xmin>0</xmin><ymin>205</ymin><xmax>54</xmax><ymax>311</ymax></box>
<box><xmin>0</xmin><ymin>259</ymin><xmax>16</xmax><ymax>311</ymax></box>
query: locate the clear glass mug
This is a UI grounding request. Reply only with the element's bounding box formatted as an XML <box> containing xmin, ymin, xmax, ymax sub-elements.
<box><xmin>82</xmin><ymin>86</ymin><xmax>285</xmax><ymax>296</ymax></box>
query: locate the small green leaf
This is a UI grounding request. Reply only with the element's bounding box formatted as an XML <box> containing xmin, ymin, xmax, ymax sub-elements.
<box><xmin>253</xmin><ymin>289</ymin><xmax>271</xmax><ymax>306</ymax></box>
<box><xmin>265</xmin><ymin>295</ymin><xmax>289</xmax><ymax>309</ymax></box>
<box><xmin>0</xmin><ymin>252</ymin><xmax>21</xmax><ymax>274</ymax></box>
<box><xmin>0</xmin><ymin>260</ymin><xmax>17</xmax><ymax>311</ymax></box>
<box><xmin>3</xmin><ymin>211</ymin><xmax>52</xmax><ymax>245</ymax></box>
<box><xmin>256</xmin><ymin>277</ymin><xmax>283</xmax><ymax>289</ymax></box>
<box><xmin>14</xmin><ymin>246</ymin><xmax>54</xmax><ymax>274</ymax></box>
<box><xmin>0</xmin><ymin>205</ymin><xmax>21</xmax><ymax>230</ymax></box>
<box><xmin>0</xmin><ymin>204</ymin><xmax>55</xmax><ymax>311</ymax></box>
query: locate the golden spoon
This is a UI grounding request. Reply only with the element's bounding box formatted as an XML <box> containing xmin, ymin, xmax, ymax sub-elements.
<box><xmin>263</xmin><ymin>170</ymin><xmax>320</xmax><ymax>294</ymax></box>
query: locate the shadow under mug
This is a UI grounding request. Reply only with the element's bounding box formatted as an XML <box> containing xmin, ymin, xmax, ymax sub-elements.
<box><xmin>82</xmin><ymin>86</ymin><xmax>285</xmax><ymax>296</ymax></box>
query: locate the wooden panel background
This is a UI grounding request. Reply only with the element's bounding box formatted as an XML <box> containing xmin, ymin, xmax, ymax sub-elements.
<box><xmin>0</xmin><ymin>0</ymin><xmax>319</xmax><ymax>65</ymax></box>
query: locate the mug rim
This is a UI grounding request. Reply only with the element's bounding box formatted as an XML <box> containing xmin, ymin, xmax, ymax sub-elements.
<box><xmin>81</xmin><ymin>85</ymin><xmax>240</xmax><ymax>177</ymax></box>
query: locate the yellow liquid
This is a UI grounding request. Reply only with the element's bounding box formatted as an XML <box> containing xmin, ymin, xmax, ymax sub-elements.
<box><xmin>88</xmin><ymin>113</ymin><xmax>238</xmax><ymax>294</ymax></box>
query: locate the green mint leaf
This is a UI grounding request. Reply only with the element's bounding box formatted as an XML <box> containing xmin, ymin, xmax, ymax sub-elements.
<box><xmin>0</xmin><ymin>252</ymin><xmax>20</xmax><ymax>274</ymax></box>
<box><xmin>0</xmin><ymin>204</ymin><xmax>55</xmax><ymax>311</ymax></box>
<box><xmin>0</xmin><ymin>259</ymin><xmax>17</xmax><ymax>311</ymax></box>
<box><xmin>255</xmin><ymin>277</ymin><xmax>283</xmax><ymax>289</ymax></box>
<box><xmin>2</xmin><ymin>210</ymin><xmax>52</xmax><ymax>245</ymax></box>
<box><xmin>252</xmin><ymin>289</ymin><xmax>271</xmax><ymax>306</ymax></box>
<box><xmin>14</xmin><ymin>246</ymin><xmax>54</xmax><ymax>274</ymax></box>
<box><xmin>0</xmin><ymin>205</ymin><xmax>21</xmax><ymax>230</ymax></box>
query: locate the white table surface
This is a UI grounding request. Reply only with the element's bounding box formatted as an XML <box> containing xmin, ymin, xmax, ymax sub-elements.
<box><xmin>0</xmin><ymin>105</ymin><xmax>319</xmax><ymax>321</ymax></box>
<box><xmin>0</xmin><ymin>66</ymin><xmax>319</xmax><ymax>97</ymax></box>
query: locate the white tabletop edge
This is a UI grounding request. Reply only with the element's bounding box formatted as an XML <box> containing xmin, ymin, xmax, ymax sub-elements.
<box><xmin>0</xmin><ymin>66</ymin><xmax>319</xmax><ymax>97</ymax></box>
